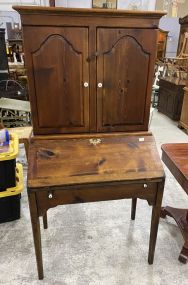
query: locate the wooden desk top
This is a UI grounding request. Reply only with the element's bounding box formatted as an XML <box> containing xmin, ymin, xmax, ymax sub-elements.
<box><xmin>28</xmin><ymin>134</ymin><xmax>164</xmax><ymax>189</ymax></box>
<box><xmin>162</xmin><ymin>143</ymin><xmax>188</xmax><ymax>195</ymax></box>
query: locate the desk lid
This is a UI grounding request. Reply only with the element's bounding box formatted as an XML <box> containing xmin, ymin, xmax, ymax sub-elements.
<box><xmin>28</xmin><ymin>133</ymin><xmax>164</xmax><ymax>189</ymax></box>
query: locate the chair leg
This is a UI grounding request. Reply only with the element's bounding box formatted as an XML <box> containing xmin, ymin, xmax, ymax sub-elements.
<box><xmin>131</xmin><ymin>198</ymin><xmax>137</xmax><ymax>220</ymax></box>
<box><xmin>43</xmin><ymin>212</ymin><xmax>48</xmax><ymax>229</ymax></box>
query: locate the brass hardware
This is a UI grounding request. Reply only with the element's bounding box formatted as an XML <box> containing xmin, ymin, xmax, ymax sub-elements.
<box><xmin>89</xmin><ymin>138</ymin><xmax>102</xmax><ymax>146</ymax></box>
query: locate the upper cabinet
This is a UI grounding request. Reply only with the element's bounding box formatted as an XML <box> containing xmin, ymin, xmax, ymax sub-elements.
<box><xmin>14</xmin><ymin>7</ymin><xmax>165</xmax><ymax>135</ymax></box>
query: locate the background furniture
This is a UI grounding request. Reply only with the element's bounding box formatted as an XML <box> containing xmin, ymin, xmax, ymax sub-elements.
<box><xmin>28</xmin><ymin>133</ymin><xmax>165</xmax><ymax>279</ymax></box>
<box><xmin>0</xmin><ymin>97</ymin><xmax>31</xmax><ymax>127</ymax></box>
<box><xmin>0</xmin><ymin>29</ymin><xmax>9</xmax><ymax>81</ymax></box>
<box><xmin>157</xmin><ymin>29</ymin><xmax>168</xmax><ymax>59</ymax></box>
<box><xmin>157</xmin><ymin>77</ymin><xmax>185</xmax><ymax>120</ymax></box>
<box><xmin>161</xmin><ymin>143</ymin><xmax>188</xmax><ymax>264</ymax></box>
<box><xmin>178</xmin><ymin>74</ymin><xmax>188</xmax><ymax>133</ymax></box>
<box><xmin>15</xmin><ymin>6</ymin><xmax>164</xmax><ymax>135</ymax></box>
<box><xmin>177</xmin><ymin>15</ymin><xmax>188</xmax><ymax>57</ymax></box>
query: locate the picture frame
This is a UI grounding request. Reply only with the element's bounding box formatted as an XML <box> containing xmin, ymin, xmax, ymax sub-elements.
<box><xmin>92</xmin><ymin>0</ymin><xmax>117</xmax><ymax>9</ymax></box>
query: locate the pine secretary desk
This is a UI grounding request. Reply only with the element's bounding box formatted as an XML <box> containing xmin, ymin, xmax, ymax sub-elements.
<box><xmin>14</xmin><ymin>6</ymin><xmax>165</xmax><ymax>279</ymax></box>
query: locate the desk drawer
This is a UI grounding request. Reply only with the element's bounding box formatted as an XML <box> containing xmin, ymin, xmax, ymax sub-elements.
<box><xmin>35</xmin><ymin>182</ymin><xmax>158</xmax><ymax>215</ymax></box>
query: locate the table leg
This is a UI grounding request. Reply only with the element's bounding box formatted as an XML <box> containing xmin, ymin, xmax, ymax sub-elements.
<box><xmin>43</xmin><ymin>212</ymin><xmax>48</xmax><ymax>229</ymax></box>
<box><xmin>131</xmin><ymin>198</ymin><xmax>137</xmax><ymax>220</ymax></box>
<box><xmin>28</xmin><ymin>191</ymin><xmax>44</xmax><ymax>280</ymax></box>
<box><xmin>161</xmin><ymin>206</ymin><xmax>188</xmax><ymax>264</ymax></box>
<box><xmin>148</xmin><ymin>181</ymin><xmax>164</xmax><ymax>264</ymax></box>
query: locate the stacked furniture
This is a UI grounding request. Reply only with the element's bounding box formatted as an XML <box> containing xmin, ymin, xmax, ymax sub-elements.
<box><xmin>0</xmin><ymin>134</ymin><xmax>23</xmax><ymax>223</ymax></box>
<box><xmin>0</xmin><ymin>29</ymin><xmax>9</xmax><ymax>81</ymax></box>
<box><xmin>177</xmin><ymin>15</ymin><xmax>188</xmax><ymax>57</ymax></box>
<box><xmin>158</xmin><ymin>77</ymin><xmax>185</xmax><ymax>120</ymax></box>
<box><xmin>178</xmin><ymin>75</ymin><xmax>188</xmax><ymax>133</ymax></box>
<box><xmin>157</xmin><ymin>29</ymin><xmax>168</xmax><ymax>59</ymax></box>
<box><xmin>15</xmin><ymin>6</ymin><xmax>165</xmax><ymax>279</ymax></box>
<box><xmin>158</xmin><ymin>15</ymin><xmax>188</xmax><ymax>121</ymax></box>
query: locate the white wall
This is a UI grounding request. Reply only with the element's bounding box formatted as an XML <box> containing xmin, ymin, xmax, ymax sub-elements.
<box><xmin>0</xmin><ymin>1</ymin><xmax>48</xmax><ymax>38</ymax></box>
<box><xmin>0</xmin><ymin>1</ymin><xmax>48</xmax><ymax>11</ymax></box>
<box><xmin>55</xmin><ymin>0</ymin><xmax>91</xmax><ymax>8</ymax></box>
<box><xmin>159</xmin><ymin>17</ymin><xmax>180</xmax><ymax>57</ymax></box>
<box><xmin>118</xmin><ymin>0</ymin><xmax>156</xmax><ymax>10</ymax></box>
<box><xmin>55</xmin><ymin>0</ymin><xmax>157</xmax><ymax>10</ymax></box>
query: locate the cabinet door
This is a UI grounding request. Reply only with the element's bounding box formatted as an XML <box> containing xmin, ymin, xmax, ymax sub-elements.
<box><xmin>23</xmin><ymin>27</ymin><xmax>89</xmax><ymax>134</ymax></box>
<box><xmin>97</xmin><ymin>28</ymin><xmax>156</xmax><ymax>132</ymax></box>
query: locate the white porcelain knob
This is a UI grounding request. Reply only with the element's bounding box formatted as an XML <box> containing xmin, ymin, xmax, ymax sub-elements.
<box><xmin>98</xmin><ymin>83</ymin><xmax>103</xmax><ymax>88</ymax></box>
<box><xmin>48</xmin><ymin>193</ymin><xmax>53</xmax><ymax>199</ymax></box>
<box><xmin>84</xmin><ymin>82</ymin><xmax>89</xmax><ymax>88</ymax></box>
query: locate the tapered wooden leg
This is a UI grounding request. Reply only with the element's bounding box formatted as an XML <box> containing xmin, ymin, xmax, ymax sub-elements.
<box><xmin>148</xmin><ymin>181</ymin><xmax>164</xmax><ymax>264</ymax></box>
<box><xmin>28</xmin><ymin>191</ymin><xmax>44</xmax><ymax>280</ymax></box>
<box><xmin>43</xmin><ymin>212</ymin><xmax>48</xmax><ymax>229</ymax></box>
<box><xmin>131</xmin><ymin>198</ymin><xmax>137</xmax><ymax>220</ymax></box>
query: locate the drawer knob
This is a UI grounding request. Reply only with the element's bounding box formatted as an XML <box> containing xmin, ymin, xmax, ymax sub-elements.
<box><xmin>84</xmin><ymin>82</ymin><xmax>89</xmax><ymax>88</ymax></box>
<box><xmin>48</xmin><ymin>193</ymin><xmax>53</xmax><ymax>199</ymax></box>
<box><xmin>144</xmin><ymin>184</ymin><xmax>148</xmax><ymax>188</ymax></box>
<box><xmin>98</xmin><ymin>83</ymin><xmax>103</xmax><ymax>88</ymax></box>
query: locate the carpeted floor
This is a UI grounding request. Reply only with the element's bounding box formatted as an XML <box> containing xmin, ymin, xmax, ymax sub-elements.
<box><xmin>0</xmin><ymin>109</ymin><xmax>188</xmax><ymax>285</ymax></box>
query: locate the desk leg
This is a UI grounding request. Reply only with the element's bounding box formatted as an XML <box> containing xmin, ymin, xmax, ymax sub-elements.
<box><xmin>148</xmin><ymin>181</ymin><xmax>164</xmax><ymax>264</ymax></box>
<box><xmin>43</xmin><ymin>212</ymin><xmax>48</xmax><ymax>229</ymax></box>
<box><xmin>28</xmin><ymin>191</ymin><xmax>44</xmax><ymax>280</ymax></box>
<box><xmin>131</xmin><ymin>198</ymin><xmax>137</xmax><ymax>220</ymax></box>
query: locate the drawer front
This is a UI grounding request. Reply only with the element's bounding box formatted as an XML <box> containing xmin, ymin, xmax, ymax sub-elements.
<box><xmin>36</xmin><ymin>182</ymin><xmax>158</xmax><ymax>215</ymax></box>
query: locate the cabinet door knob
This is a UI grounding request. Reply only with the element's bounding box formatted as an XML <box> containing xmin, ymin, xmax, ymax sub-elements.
<box><xmin>84</xmin><ymin>82</ymin><xmax>89</xmax><ymax>88</ymax></box>
<box><xmin>98</xmin><ymin>83</ymin><xmax>103</xmax><ymax>88</ymax></box>
<box><xmin>48</xmin><ymin>193</ymin><xmax>53</xmax><ymax>199</ymax></box>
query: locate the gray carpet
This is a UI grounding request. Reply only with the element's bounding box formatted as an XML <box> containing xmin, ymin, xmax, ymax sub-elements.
<box><xmin>0</xmin><ymin>110</ymin><xmax>188</xmax><ymax>285</ymax></box>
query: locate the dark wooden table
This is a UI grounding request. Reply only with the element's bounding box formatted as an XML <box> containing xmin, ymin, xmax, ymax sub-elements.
<box><xmin>28</xmin><ymin>133</ymin><xmax>165</xmax><ymax>279</ymax></box>
<box><xmin>161</xmin><ymin>143</ymin><xmax>188</xmax><ymax>263</ymax></box>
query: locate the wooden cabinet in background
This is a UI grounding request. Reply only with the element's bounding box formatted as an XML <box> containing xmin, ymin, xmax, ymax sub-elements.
<box><xmin>157</xmin><ymin>29</ymin><xmax>168</xmax><ymax>59</ymax></box>
<box><xmin>0</xmin><ymin>29</ymin><xmax>9</xmax><ymax>81</ymax></box>
<box><xmin>158</xmin><ymin>77</ymin><xmax>185</xmax><ymax>121</ymax></box>
<box><xmin>15</xmin><ymin>7</ymin><xmax>164</xmax><ymax>135</ymax></box>
<box><xmin>177</xmin><ymin>15</ymin><xmax>188</xmax><ymax>56</ymax></box>
<box><xmin>178</xmin><ymin>83</ymin><xmax>188</xmax><ymax>133</ymax></box>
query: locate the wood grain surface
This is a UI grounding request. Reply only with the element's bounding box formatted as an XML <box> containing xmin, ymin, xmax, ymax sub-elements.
<box><xmin>162</xmin><ymin>143</ymin><xmax>188</xmax><ymax>194</ymax></box>
<box><xmin>28</xmin><ymin>134</ymin><xmax>164</xmax><ymax>188</ymax></box>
